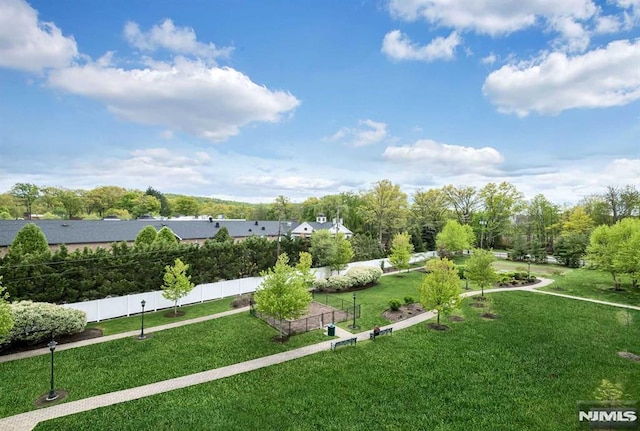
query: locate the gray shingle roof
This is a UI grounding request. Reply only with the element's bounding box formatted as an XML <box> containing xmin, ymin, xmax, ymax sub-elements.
<box><xmin>0</xmin><ymin>219</ymin><xmax>298</xmax><ymax>247</ymax></box>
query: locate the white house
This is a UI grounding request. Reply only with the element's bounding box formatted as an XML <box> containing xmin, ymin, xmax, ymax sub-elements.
<box><xmin>290</xmin><ymin>213</ymin><xmax>353</xmax><ymax>239</ymax></box>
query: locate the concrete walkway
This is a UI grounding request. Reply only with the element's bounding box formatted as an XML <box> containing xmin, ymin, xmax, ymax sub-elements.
<box><xmin>1</xmin><ymin>276</ymin><xmax>636</xmax><ymax>431</ymax></box>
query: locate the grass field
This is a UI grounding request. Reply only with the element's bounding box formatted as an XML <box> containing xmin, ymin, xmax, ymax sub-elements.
<box><xmin>0</xmin><ymin>313</ymin><xmax>326</xmax><ymax>418</ymax></box>
<box><xmin>36</xmin><ymin>292</ymin><xmax>640</xmax><ymax>431</ymax></box>
<box><xmin>87</xmin><ymin>296</ymin><xmax>234</xmax><ymax>335</ymax></box>
<box><xmin>539</xmin><ymin>267</ymin><xmax>640</xmax><ymax>306</ymax></box>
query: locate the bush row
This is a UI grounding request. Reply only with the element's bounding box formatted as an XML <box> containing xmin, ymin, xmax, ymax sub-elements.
<box><xmin>4</xmin><ymin>301</ymin><xmax>87</xmax><ymax>345</ymax></box>
<box><xmin>313</xmin><ymin>266</ymin><xmax>383</xmax><ymax>291</ymax></box>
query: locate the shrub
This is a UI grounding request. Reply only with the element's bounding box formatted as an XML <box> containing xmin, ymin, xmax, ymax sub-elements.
<box><xmin>327</xmin><ymin>275</ymin><xmax>353</xmax><ymax>290</ymax></box>
<box><xmin>345</xmin><ymin>266</ymin><xmax>383</xmax><ymax>286</ymax></box>
<box><xmin>312</xmin><ymin>278</ymin><xmax>330</xmax><ymax>291</ymax></box>
<box><xmin>404</xmin><ymin>296</ymin><xmax>415</xmax><ymax>305</ymax></box>
<box><xmin>388</xmin><ymin>299</ymin><xmax>402</xmax><ymax>311</ymax></box>
<box><xmin>8</xmin><ymin>301</ymin><xmax>87</xmax><ymax>344</ymax></box>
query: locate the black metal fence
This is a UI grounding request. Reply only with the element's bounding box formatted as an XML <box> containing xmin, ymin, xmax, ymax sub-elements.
<box><xmin>250</xmin><ymin>301</ymin><xmax>361</xmax><ymax>336</ymax></box>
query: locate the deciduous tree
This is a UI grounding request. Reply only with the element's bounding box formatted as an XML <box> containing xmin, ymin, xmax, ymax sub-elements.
<box><xmin>388</xmin><ymin>231</ymin><xmax>414</xmax><ymax>272</ymax></box>
<box><xmin>254</xmin><ymin>253</ymin><xmax>312</xmax><ymax>340</ymax></box>
<box><xmin>361</xmin><ymin>179</ymin><xmax>408</xmax><ymax>246</ymax></box>
<box><xmin>436</xmin><ymin>220</ymin><xmax>475</xmax><ymax>257</ymax></box>
<box><xmin>161</xmin><ymin>258</ymin><xmax>195</xmax><ymax>315</ymax></box>
<box><xmin>465</xmin><ymin>249</ymin><xmax>499</xmax><ymax>296</ymax></box>
<box><xmin>10</xmin><ymin>183</ymin><xmax>39</xmax><ymax>219</ymax></box>
<box><xmin>418</xmin><ymin>258</ymin><xmax>461</xmax><ymax>326</ymax></box>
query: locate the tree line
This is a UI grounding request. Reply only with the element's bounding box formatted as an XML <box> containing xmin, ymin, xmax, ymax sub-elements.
<box><xmin>4</xmin><ymin>181</ymin><xmax>637</xmax><ymax>256</ymax></box>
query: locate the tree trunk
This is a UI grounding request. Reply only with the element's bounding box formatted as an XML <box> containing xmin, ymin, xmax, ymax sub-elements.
<box><xmin>174</xmin><ymin>302</ymin><xmax>178</xmax><ymax>315</ymax></box>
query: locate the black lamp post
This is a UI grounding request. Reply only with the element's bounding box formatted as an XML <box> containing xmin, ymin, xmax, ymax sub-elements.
<box><xmin>139</xmin><ymin>300</ymin><xmax>147</xmax><ymax>340</ymax></box>
<box><xmin>46</xmin><ymin>339</ymin><xmax>58</xmax><ymax>401</ymax></box>
<box><xmin>351</xmin><ymin>293</ymin><xmax>359</xmax><ymax>330</ymax></box>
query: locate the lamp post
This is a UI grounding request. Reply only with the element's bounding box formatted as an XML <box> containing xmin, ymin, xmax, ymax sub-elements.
<box><xmin>479</xmin><ymin>220</ymin><xmax>487</xmax><ymax>249</ymax></box>
<box><xmin>46</xmin><ymin>339</ymin><xmax>58</xmax><ymax>401</ymax></box>
<box><xmin>525</xmin><ymin>254</ymin><xmax>531</xmax><ymax>281</ymax></box>
<box><xmin>139</xmin><ymin>300</ymin><xmax>147</xmax><ymax>340</ymax></box>
<box><xmin>351</xmin><ymin>292</ymin><xmax>359</xmax><ymax>330</ymax></box>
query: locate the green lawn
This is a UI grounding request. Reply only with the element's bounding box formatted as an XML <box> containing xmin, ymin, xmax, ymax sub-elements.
<box><xmin>540</xmin><ymin>267</ymin><xmax>640</xmax><ymax>306</ymax></box>
<box><xmin>0</xmin><ymin>313</ymin><xmax>327</xmax><ymax>418</ymax></box>
<box><xmin>87</xmin><ymin>297</ymin><xmax>235</xmax><ymax>335</ymax></box>
<box><xmin>36</xmin><ymin>292</ymin><xmax>640</xmax><ymax>431</ymax></box>
<box><xmin>315</xmin><ymin>271</ymin><xmax>426</xmax><ymax>331</ymax></box>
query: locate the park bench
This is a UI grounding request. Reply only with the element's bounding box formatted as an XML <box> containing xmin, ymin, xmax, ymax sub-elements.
<box><xmin>331</xmin><ymin>337</ymin><xmax>357</xmax><ymax>350</ymax></box>
<box><xmin>369</xmin><ymin>327</ymin><xmax>393</xmax><ymax>340</ymax></box>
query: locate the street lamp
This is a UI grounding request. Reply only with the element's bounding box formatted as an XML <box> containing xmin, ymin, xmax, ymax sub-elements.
<box><xmin>46</xmin><ymin>339</ymin><xmax>58</xmax><ymax>401</ymax></box>
<box><xmin>479</xmin><ymin>220</ymin><xmax>487</xmax><ymax>249</ymax></box>
<box><xmin>351</xmin><ymin>292</ymin><xmax>359</xmax><ymax>330</ymax></box>
<box><xmin>525</xmin><ymin>254</ymin><xmax>531</xmax><ymax>281</ymax></box>
<box><xmin>138</xmin><ymin>300</ymin><xmax>147</xmax><ymax>340</ymax></box>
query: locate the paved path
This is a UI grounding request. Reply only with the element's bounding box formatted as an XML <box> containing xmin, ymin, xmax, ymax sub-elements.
<box><xmin>2</xmin><ymin>275</ymin><xmax>637</xmax><ymax>431</ymax></box>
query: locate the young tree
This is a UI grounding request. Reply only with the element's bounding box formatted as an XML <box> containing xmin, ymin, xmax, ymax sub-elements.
<box><xmin>331</xmin><ymin>233</ymin><xmax>354</xmax><ymax>274</ymax></box>
<box><xmin>0</xmin><ymin>277</ymin><xmax>14</xmax><ymax>344</ymax></box>
<box><xmin>553</xmin><ymin>232</ymin><xmax>588</xmax><ymax>268</ymax></box>
<box><xmin>388</xmin><ymin>231</ymin><xmax>414</xmax><ymax>273</ymax></box>
<box><xmin>296</xmin><ymin>251</ymin><xmax>315</xmax><ymax>288</ymax></box>
<box><xmin>436</xmin><ymin>220</ymin><xmax>475</xmax><ymax>257</ymax></box>
<box><xmin>254</xmin><ymin>253</ymin><xmax>312</xmax><ymax>340</ymax></box>
<box><xmin>418</xmin><ymin>258</ymin><xmax>462</xmax><ymax>326</ymax></box>
<box><xmin>161</xmin><ymin>258</ymin><xmax>195</xmax><ymax>315</ymax></box>
<box><xmin>465</xmin><ymin>249</ymin><xmax>499</xmax><ymax>296</ymax></box>
<box><xmin>134</xmin><ymin>225</ymin><xmax>157</xmax><ymax>248</ymax></box>
<box><xmin>212</xmin><ymin>226</ymin><xmax>233</xmax><ymax>243</ymax></box>
<box><xmin>10</xmin><ymin>223</ymin><xmax>49</xmax><ymax>256</ymax></box>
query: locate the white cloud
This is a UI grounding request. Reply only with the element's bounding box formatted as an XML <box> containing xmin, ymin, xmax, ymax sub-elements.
<box><xmin>549</xmin><ymin>17</ymin><xmax>591</xmax><ymax>52</ymax></box>
<box><xmin>0</xmin><ymin>0</ymin><xmax>77</xmax><ymax>72</ymax></box>
<box><xmin>483</xmin><ymin>39</ymin><xmax>640</xmax><ymax>116</ymax></box>
<box><xmin>383</xmin><ymin>139</ymin><xmax>504</xmax><ymax>174</ymax></box>
<box><xmin>48</xmin><ymin>57</ymin><xmax>300</xmax><ymax>141</ymax></box>
<box><xmin>124</xmin><ymin>19</ymin><xmax>232</xmax><ymax>60</ymax></box>
<box><xmin>482</xmin><ymin>53</ymin><xmax>498</xmax><ymax>65</ymax></box>
<box><xmin>387</xmin><ymin>0</ymin><xmax>597</xmax><ymax>36</ymax></box>
<box><xmin>382</xmin><ymin>30</ymin><xmax>461</xmax><ymax>62</ymax></box>
<box><xmin>235</xmin><ymin>176</ymin><xmax>338</xmax><ymax>191</ymax></box>
<box><xmin>328</xmin><ymin>119</ymin><xmax>389</xmax><ymax>147</ymax></box>
<box><xmin>594</xmin><ymin>15</ymin><xmax>623</xmax><ymax>33</ymax></box>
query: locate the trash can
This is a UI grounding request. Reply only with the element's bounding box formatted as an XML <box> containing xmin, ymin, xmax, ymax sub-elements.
<box><xmin>327</xmin><ymin>324</ymin><xmax>335</xmax><ymax>336</ymax></box>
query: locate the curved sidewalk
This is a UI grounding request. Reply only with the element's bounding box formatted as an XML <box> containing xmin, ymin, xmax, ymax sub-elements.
<box><xmin>2</xmin><ymin>276</ymin><xmax>637</xmax><ymax>431</ymax></box>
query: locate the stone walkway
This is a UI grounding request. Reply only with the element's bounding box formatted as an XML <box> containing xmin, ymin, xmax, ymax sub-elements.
<box><xmin>1</xmin><ymin>276</ymin><xmax>637</xmax><ymax>431</ymax></box>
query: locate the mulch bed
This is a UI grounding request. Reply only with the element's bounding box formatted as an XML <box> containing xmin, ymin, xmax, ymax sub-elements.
<box><xmin>34</xmin><ymin>390</ymin><xmax>69</xmax><ymax>407</ymax></box>
<box><xmin>426</xmin><ymin>323</ymin><xmax>449</xmax><ymax>331</ymax></box>
<box><xmin>1</xmin><ymin>328</ymin><xmax>103</xmax><ymax>356</ymax></box>
<box><xmin>382</xmin><ymin>303</ymin><xmax>426</xmax><ymax>322</ymax></box>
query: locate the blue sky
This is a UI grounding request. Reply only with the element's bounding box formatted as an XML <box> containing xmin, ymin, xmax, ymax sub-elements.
<box><xmin>0</xmin><ymin>0</ymin><xmax>639</xmax><ymax>204</ymax></box>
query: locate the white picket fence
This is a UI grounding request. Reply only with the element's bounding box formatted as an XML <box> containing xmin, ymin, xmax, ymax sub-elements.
<box><xmin>63</xmin><ymin>252</ymin><xmax>436</xmax><ymax>322</ymax></box>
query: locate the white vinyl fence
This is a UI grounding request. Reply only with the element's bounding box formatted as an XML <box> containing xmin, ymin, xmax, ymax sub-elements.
<box><xmin>63</xmin><ymin>252</ymin><xmax>436</xmax><ymax>322</ymax></box>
